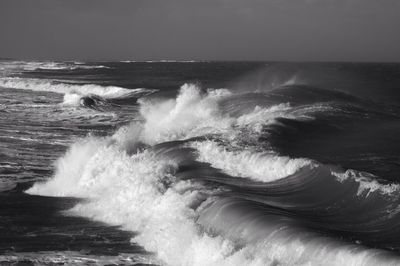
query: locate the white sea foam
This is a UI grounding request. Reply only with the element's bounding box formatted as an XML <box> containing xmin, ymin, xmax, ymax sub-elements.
<box><xmin>27</xmin><ymin>133</ymin><xmax>234</xmax><ymax>265</ymax></box>
<box><xmin>190</xmin><ymin>140</ymin><xmax>313</xmax><ymax>182</ymax></box>
<box><xmin>139</xmin><ymin>84</ymin><xmax>232</xmax><ymax>144</ymax></box>
<box><xmin>236</xmin><ymin>103</ymin><xmax>295</xmax><ymax>133</ymax></box>
<box><xmin>332</xmin><ymin>169</ymin><xmax>400</xmax><ymax>196</ymax></box>
<box><xmin>26</xmin><ymin>83</ymin><xmax>400</xmax><ymax>266</ymax></box>
<box><xmin>0</xmin><ymin>60</ymin><xmax>109</xmax><ymax>71</ymax></box>
<box><xmin>138</xmin><ymin>83</ymin><xmax>296</xmax><ymax>144</ymax></box>
<box><xmin>27</xmin><ymin>130</ymin><xmax>398</xmax><ymax>266</ymax></box>
<box><xmin>0</xmin><ymin>77</ymin><xmax>139</xmax><ymax>99</ymax></box>
<box><xmin>62</xmin><ymin>93</ymin><xmax>83</xmax><ymax>106</ymax></box>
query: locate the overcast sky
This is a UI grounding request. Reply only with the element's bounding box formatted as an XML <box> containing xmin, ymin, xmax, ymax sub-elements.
<box><xmin>1</xmin><ymin>0</ymin><xmax>399</xmax><ymax>61</ymax></box>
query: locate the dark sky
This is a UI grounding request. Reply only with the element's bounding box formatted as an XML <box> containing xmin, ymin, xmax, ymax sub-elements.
<box><xmin>1</xmin><ymin>0</ymin><xmax>400</xmax><ymax>61</ymax></box>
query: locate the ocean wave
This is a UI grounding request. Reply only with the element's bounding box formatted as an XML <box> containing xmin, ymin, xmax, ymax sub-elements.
<box><xmin>26</xmin><ymin>82</ymin><xmax>400</xmax><ymax>265</ymax></box>
<box><xmin>0</xmin><ymin>251</ymin><xmax>158</xmax><ymax>266</ymax></box>
<box><xmin>138</xmin><ymin>83</ymin><xmax>302</xmax><ymax>144</ymax></box>
<box><xmin>0</xmin><ymin>77</ymin><xmax>152</xmax><ymax>100</ymax></box>
<box><xmin>0</xmin><ymin>60</ymin><xmax>110</xmax><ymax>71</ymax></box>
<box><xmin>332</xmin><ymin>169</ymin><xmax>400</xmax><ymax>196</ymax></box>
<box><xmin>26</xmin><ymin>132</ymin><xmax>400</xmax><ymax>266</ymax></box>
<box><xmin>138</xmin><ymin>84</ymin><xmax>232</xmax><ymax>144</ymax></box>
<box><xmin>190</xmin><ymin>140</ymin><xmax>313</xmax><ymax>182</ymax></box>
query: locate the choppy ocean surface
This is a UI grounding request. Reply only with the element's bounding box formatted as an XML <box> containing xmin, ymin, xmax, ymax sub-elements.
<box><xmin>2</xmin><ymin>60</ymin><xmax>400</xmax><ymax>265</ymax></box>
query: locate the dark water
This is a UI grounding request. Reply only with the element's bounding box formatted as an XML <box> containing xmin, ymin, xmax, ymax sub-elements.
<box><xmin>1</xmin><ymin>60</ymin><xmax>400</xmax><ymax>265</ymax></box>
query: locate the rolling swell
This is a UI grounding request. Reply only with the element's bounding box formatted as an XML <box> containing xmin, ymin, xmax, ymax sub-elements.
<box><xmin>0</xmin><ymin>77</ymin><xmax>157</xmax><ymax>112</ymax></box>
<box><xmin>258</xmin><ymin>86</ymin><xmax>400</xmax><ymax>181</ymax></box>
<box><xmin>27</xmin><ymin>82</ymin><xmax>400</xmax><ymax>265</ymax></box>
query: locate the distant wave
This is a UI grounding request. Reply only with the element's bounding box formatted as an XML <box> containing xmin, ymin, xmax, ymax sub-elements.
<box><xmin>27</xmin><ymin>82</ymin><xmax>400</xmax><ymax>265</ymax></box>
<box><xmin>0</xmin><ymin>60</ymin><xmax>110</xmax><ymax>71</ymax></box>
<box><xmin>0</xmin><ymin>77</ymin><xmax>157</xmax><ymax>114</ymax></box>
<box><xmin>0</xmin><ymin>77</ymin><xmax>131</xmax><ymax>97</ymax></box>
<box><xmin>62</xmin><ymin>93</ymin><xmax>115</xmax><ymax>109</ymax></box>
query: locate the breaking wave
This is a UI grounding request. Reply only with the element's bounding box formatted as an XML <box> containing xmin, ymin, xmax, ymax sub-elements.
<box><xmin>0</xmin><ymin>77</ymin><xmax>135</xmax><ymax>97</ymax></box>
<box><xmin>27</xmin><ymin>83</ymin><xmax>400</xmax><ymax>265</ymax></box>
<box><xmin>0</xmin><ymin>77</ymin><xmax>156</xmax><ymax>110</ymax></box>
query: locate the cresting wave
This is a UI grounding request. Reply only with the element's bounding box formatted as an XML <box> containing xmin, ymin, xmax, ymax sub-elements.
<box><xmin>0</xmin><ymin>77</ymin><xmax>135</xmax><ymax>98</ymax></box>
<box><xmin>27</xmin><ymin>84</ymin><xmax>400</xmax><ymax>265</ymax></box>
<box><xmin>0</xmin><ymin>77</ymin><xmax>156</xmax><ymax>108</ymax></box>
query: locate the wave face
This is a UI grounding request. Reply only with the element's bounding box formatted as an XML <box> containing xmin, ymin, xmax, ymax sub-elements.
<box><xmin>0</xmin><ymin>77</ymin><xmax>149</xmax><ymax>98</ymax></box>
<box><xmin>26</xmin><ymin>62</ymin><xmax>400</xmax><ymax>266</ymax></box>
<box><xmin>0</xmin><ymin>77</ymin><xmax>156</xmax><ymax>113</ymax></box>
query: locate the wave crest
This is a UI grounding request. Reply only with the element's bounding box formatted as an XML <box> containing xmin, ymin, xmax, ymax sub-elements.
<box><xmin>26</xmin><ymin>82</ymin><xmax>400</xmax><ymax>265</ymax></box>
<box><xmin>0</xmin><ymin>77</ymin><xmax>150</xmax><ymax>99</ymax></box>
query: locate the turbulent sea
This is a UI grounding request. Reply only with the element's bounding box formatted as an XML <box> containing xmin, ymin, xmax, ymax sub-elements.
<box><xmin>2</xmin><ymin>60</ymin><xmax>400</xmax><ymax>265</ymax></box>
